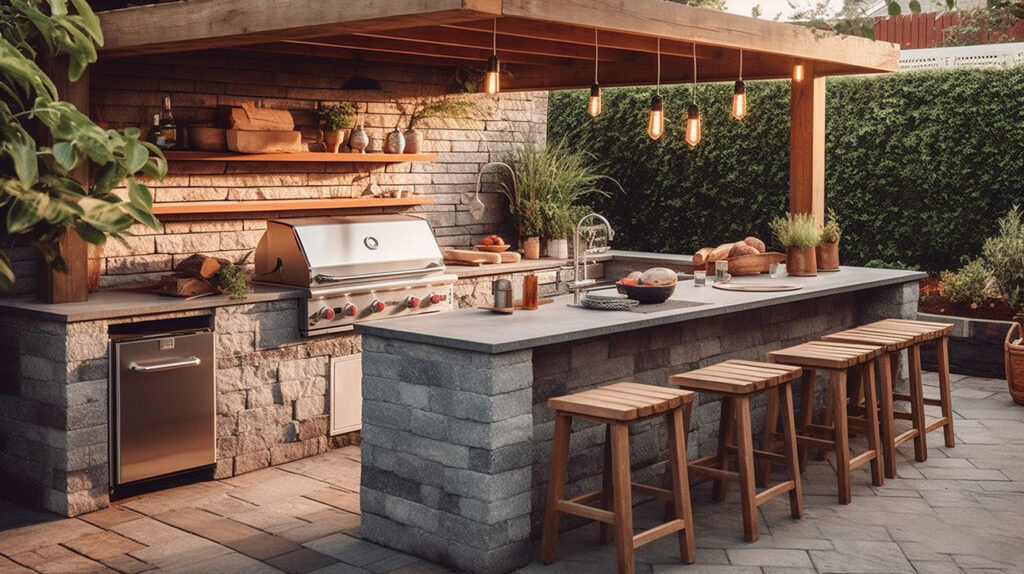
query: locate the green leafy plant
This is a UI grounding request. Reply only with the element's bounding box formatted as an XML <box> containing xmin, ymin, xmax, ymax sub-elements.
<box><xmin>864</xmin><ymin>260</ymin><xmax>922</xmax><ymax>271</ymax></box>
<box><xmin>982</xmin><ymin>205</ymin><xmax>1024</xmax><ymax>309</ymax></box>
<box><xmin>821</xmin><ymin>208</ymin><xmax>841</xmax><ymax>243</ymax></box>
<box><xmin>501</xmin><ymin>138</ymin><xmax>620</xmax><ymax>240</ymax></box>
<box><xmin>406</xmin><ymin>99</ymin><xmax>473</xmax><ymax>130</ymax></box>
<box><xmin>1</xmin><ymin>0</ymin><xmax>165</xmax><ymax>292</ymax></box>
<box><xmin>215</xmin><ymin>262</ymin><xmax>249</xmax><ymax>300</ymax></box>
<box><xmin>939</xmin><ymin>258</ymin><xmax>989</xmax><ymax>304</ymax></box>
<box><xmin>317</xmin><ymin>102</ymin><xmax>356</xmax><ymax>131</ymax></box>
<box><xmin>769</xmin><ymin>213</ymin><xmax>821</xmax><ymax>249</ymax></box>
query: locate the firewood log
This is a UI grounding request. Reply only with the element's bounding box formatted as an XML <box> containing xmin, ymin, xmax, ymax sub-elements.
<box><xmin>174</xmin><ymin>254</ymin><xmax>223</xmax><ymax>279</ymax></box>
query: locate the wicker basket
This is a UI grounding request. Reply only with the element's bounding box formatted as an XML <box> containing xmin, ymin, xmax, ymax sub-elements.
<box><xmin>1005</xmin><ymin>322</ymin><xmax>1024</xmax><ymax>405</ymax></box>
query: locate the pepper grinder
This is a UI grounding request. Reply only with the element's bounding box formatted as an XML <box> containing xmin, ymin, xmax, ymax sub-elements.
<box><xmin>492</xmin><ymin>278</ymin><xmax>513</xmax><ymax>310</ymax></box>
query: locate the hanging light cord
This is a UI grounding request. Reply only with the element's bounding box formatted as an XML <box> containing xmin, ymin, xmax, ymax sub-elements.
<box><xmin>656</xmin><ymin>38</ymin><xmax>661</xmax><ymax>95</ymax></box>
<box><xmin>691</xmin><ymin>42</ymin><xmax>697</xmax><ymax>104</ymax></box>
<box><xmin>594</xmin><ymin>29</ymin><xmax>599</xmax><ymax>84</ymax></box>
<box><xmin>492</xmin><ymin>18</ymin><xmax>497</xmax><ymax>55</ymax></box>
<box><xmin>738</xmin><ymin>49</ymin><xmax>743</xmax><ymax>82</ymax></box>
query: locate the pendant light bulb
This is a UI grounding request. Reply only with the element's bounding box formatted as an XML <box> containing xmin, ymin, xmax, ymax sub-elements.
<box><xmin>685</xmin><ymin>103</ymin><xmax>702</xmax><ymax>148</ymax></box>
<box><xmin>588</xmin><ymin>29</ymin><xmax>601</xmax><ymax>117</ymax></box>
<box><xmin>485</xmin><ymin>19</ymin><xmax>500</xmax><ymax>94</ymax></box>
<box><xmin>732</xmin><ymin>50</ymin><xmax>746</xmax><ymax>121</ymax></box>
<box><xmin>648</xmin><ymin>93</ymin><xmax>664</xmax><ymax>140</ymax></box>
<box><xmin>793</xmin><ymin>63</ymin><xmax>804</xmax><ymax>83</ymax></box>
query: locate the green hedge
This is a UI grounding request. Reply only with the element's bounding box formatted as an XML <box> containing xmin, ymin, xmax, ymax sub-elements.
<box><xmin>548</xmin><ymin>67</ymin><xmax>1024</xmax><ymax>274</ymax></box>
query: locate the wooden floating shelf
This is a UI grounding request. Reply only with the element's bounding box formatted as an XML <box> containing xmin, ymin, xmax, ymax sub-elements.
<box><xmin>162</xmin><ymin>151</ymin><xmax>436</xmax><ymax>162</ymax></box>
<box><xmin>151</xmin><ymin>196</ymin><xmax>434</xmax><ymax>215</ymax></box>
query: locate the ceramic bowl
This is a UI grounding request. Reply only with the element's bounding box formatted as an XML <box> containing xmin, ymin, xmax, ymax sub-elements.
<box><xmin>616</xmin><ymin>282</ymin><xmax>676</xmax><ymax>304</ymax></box>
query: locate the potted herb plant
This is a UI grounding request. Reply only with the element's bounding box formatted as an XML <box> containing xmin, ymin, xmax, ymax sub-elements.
<box><xmin>770</xmin><ymin>212</ymin><xmax>821</xmax><ymax>277</ymax></box>
<box><xmin>403</xmin><ymin>99</ymin><xmax>474</xmax><ymax>154</ymax></box>
<box><xmin>501</xmin><ymin>139</ymin><xmax>617</xmax><ymax>259</ymax></box>
<box><xmin>817</xmin><ymin>208</ymin><xmax>842</xmax><ymax>271</ymax></box>
<box><xmin>318</xmin><ymin>102</ymin><xmax>356</xmax><ymax>153</ymax></box>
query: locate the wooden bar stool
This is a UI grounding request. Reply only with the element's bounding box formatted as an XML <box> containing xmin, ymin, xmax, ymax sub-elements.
<box><xmin>669</xmin><ymin>360</ymin><xmax>804</xmax><ymax>542</ymax></box>
<box><xmin>541</xmin><ymin>382</ymin><xmax>696</xmax><ymax>574</ymax></box>
<box><xmin>821</xmin><ymin>326</ymin><xmax>926</xmax><ymax>477</ymax></box>
<box><xmin>861</xmin><ymin>318</ymin><xmax>956</xmax><ymax>450</ymax></box>
<box><xmin>766</xmin><ymin>341</ymin><xmax>885</xmax><ymax>504</ymax></box>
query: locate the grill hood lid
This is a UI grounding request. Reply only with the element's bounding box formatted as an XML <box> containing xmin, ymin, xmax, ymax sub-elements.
<box><xmin>254</xmin><ymin>215</ymin><xmax>445</xmax><ymax>287</ymax></box>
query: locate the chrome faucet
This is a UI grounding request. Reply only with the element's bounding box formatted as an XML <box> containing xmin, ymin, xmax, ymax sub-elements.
<box><xmin>568</xmin><ymin>212</ymin><xmax>614</xmax><ymax>304</ymax></box>
<box><xmin>472</xmin><ymin>162</ymin><xmax>516</xmax><ymax>220</ymax></box>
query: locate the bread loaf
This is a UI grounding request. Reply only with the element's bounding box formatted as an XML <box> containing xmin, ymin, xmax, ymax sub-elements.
<box><xmin>729</xmin><ymin>242</ymin><xmax>759</xmax><ymax>257</ymax></box>
<box><xmin>708</xmin><ymin>243</ymin><xmax>734</xmax><ymax>262</ymax></box>
<box><xmin>743</xmin><ymin>236</ymin><xmax>766</xmax><ymax>254</ymax></box>
<box><xmin>230</xmin><ymin>102</ymin><xmax>295</xmax><ymax>131</ymax></box>
<box><xmin>692</xmin><ymin>247</ymin><xmax>714</xmax><ymax>267</ymax></box>
<box><xmin>640</xmin><ymin>267</ymin><xmax>678</xmax><ymax>286</ymax></box>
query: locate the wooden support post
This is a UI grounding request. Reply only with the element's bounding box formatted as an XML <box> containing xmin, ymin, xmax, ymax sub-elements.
<box><xmin>38</xmin><ymin>57</ymin><xmax>90</xmax><ymax>303</ymax></box>
<box><xmin>789</xmin><ymin>61</ymin><xmax>825</xmax><ymax>227</ymax></box>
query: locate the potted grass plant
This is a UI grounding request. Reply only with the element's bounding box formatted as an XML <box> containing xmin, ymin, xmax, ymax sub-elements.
<box><xmin>403</xmin><ymin>99</ymin><xmax>474</xmax><ymax>154</ymax></box>
<box><xmin>770</xmin><ymin>212</ymin><xmax>821</xmax><ymax>277</ymax></box>
<box><xmin>817</xmin><ymin>208</ymin><xmax>842</xmax><ymax>271</ymax></box>
<box><xmin>318</xmin><ymin>102</ymin><xmax>356</xmax><ymax>153</ymax></box>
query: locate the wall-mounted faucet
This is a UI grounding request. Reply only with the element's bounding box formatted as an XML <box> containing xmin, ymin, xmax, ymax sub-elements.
<box><xmin>472</xmin><ymin>162</ymin><xmax>516</xmax><ymax>220</ymax></box>
<box><xmin>567</xmin><ymin>212</ymin><xmax>614</xmax><ymax>304</ymax></box>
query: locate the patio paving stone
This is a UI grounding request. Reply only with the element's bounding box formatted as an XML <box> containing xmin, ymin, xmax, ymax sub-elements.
<box><xmin>264</xmin><ymin>548</ymin><xmax>339</xmax><ymax>574</ymax></box>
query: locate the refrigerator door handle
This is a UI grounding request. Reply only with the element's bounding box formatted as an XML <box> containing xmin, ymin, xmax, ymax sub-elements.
<box><xmin>128</xmin><ymin>356</ymin><xmax>202</xmax><ymax>373</ymax></box>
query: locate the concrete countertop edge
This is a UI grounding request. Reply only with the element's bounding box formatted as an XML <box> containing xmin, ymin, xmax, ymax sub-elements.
<box><xmin>356</xmin><ymin>269</ymin><xmax>927</xmax><ymax>354</ymax></box>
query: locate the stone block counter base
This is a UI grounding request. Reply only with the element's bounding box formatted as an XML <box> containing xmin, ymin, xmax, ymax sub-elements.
<box><xmin>355</xmin><ymin>267</ymin><xmax>922</xmax><ymax>574</ymax></box>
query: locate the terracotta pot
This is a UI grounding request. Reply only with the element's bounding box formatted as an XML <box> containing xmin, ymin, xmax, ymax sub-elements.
<box><xmin>786</xmin><ymin>246</ymin><xmax>817</xmax><ymax>277</ymax></box>
<box><xmin>323</xmin><ymin>129</ymin><xmax>346</xmax><ymax>153</ymax></box>
<box><xmin>523</xmin><ymin>236</ymin><xmax>541</xmax><ymax>260</ymax></box>
<box><xmin>816</xmin><ymin>241</ymin><xmax>840</xmax><ymax>271</ymax></box>
<box><xmin>546</xmin><ymin>238</ymin><xmax>568</xmax><ymax>259</ymax></box>
<box><xmin>404</xmin><ymin>129</ymin><xmax>422</xmax><ymax>154</ymax></box>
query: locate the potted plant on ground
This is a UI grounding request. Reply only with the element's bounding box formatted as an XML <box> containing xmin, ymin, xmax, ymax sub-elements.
<box><xmin>770</xmin><ymin>212</ymin><xmax>821</xmax><ymax>276</ymax></box>
<box><xmin>318</xmin><ymin>102</ymin><xmax>356</xmax><ymax>153</ymax></box>
<box><xmin>403</xmin><ymin>99</ymin><xmax>474</xmax><ymax>154</ymax></box>
<box><xmin>501</xmin><ymin>139</ymin><xmax>617</xmax><ymax>260</ymax></box>
<box><xmin>1</xmin><ymin>0</ymin><xmax>165</xmax><ymax>298</ymax></box>
<box><xmin>817</xmin><ymin>208</ymin><xmax>842</xmax><ymax>271</ymax></box>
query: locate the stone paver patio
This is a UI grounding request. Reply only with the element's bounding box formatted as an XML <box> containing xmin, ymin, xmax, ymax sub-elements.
<box><xmin>2</xmin><ymin>372</ymin><xmax>1023</xmax><ymax>573</ymax></box>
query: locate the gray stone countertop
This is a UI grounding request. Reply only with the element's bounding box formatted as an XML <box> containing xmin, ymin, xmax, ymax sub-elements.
<box><xmin>356</xmin><ymin>266</ymin><xmax>926</xmax><ymax>354</ymax></box>
<box><xmin>0</xmin><ymin>284</ymin><xmax>300</xmax><ymax>323</ymax></box>
<box><xmin>445</xmin><ymin>257</ymin><xmax>571</xmax><ymax>279</ymax></box>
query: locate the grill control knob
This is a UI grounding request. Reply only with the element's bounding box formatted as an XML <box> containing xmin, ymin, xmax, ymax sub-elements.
<box><xmin>427</xmin><ymin>292</ymin><xmax>445</xmax><ymax>305</ymax></box>
<box><xmin>316</xmin><ymin>306</ymin><xmax>335</xmax><ymax>321</ymax></box>
<box><xmin>370</xmin><ymin>300</ymin><xmax>386</xmax><ymax>313</ymax></box>
<box><xmin>342</xmin><ymin>304</ymin><xmax>358</xmax><ymax>317</ymax></box>
<box><xmin>405</xmin><ymin>296</ymin><xmax>421</xmax><ymax>309</ymax></box>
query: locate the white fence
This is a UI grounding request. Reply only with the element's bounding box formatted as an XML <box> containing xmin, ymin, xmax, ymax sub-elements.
<box><xmin>900</xmin><ymin>42</ymin><xmax>1024</xmax><ymax>70</ymax></box>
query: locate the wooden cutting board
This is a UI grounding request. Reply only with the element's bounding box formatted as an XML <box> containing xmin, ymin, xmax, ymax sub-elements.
<box><xmin>444</xmin><ymin>249</ymin><xmax>502</xmax><ymax>265</ymax></box>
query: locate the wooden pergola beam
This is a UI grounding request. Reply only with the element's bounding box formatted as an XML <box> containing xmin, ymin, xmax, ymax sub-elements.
<box><xmin>790</xmin><ymin>62</ymin><xmax>827</xmax><ymax>226</ymax></box>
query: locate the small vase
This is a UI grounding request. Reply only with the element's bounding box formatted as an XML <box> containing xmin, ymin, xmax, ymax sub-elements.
<box><xmin>786</xmin><ymin>246</ymin><xmax>818</xmax><ymax>277</ymax></box>
<box><xmin>523</xmin><ymin>236</ymin><xmax>541</xmax><ymax>260</ymax></box>
<box><xmin>546</xmin><ymin>238</ymin><xmax>569</xmax><ymax>259</ymax></box>
<box><xmin>404</xmin><ymin>128</ymin><xmax>422</xmax><ymax>154</ymax></box>
<box><xmin>385</xmin><ymin>127</ymin><xmax>405</xmax><ymax>154</ymax></box>
<box><xmin>324</xmin><ymin>129</ymin><xmax>345</xmax><ymax>153</ymax></box>
<box><xmin>816</xmin><ymin>241</ymin><xmax>840</xmax><ymax>271</ymax></box>
<box><xmin>348</xmin><ymin>124</ymin><xmax>368</xmax><ymax>153</ymax></box>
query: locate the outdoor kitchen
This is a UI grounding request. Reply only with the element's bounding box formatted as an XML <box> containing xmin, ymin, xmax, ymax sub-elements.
<box><xmin>3</xmin><ymin>2</ymin><xmax>1023</xmax><ymax>574</ymax></box>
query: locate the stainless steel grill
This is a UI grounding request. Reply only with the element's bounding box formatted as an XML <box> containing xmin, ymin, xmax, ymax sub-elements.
<box><xmin>254</xmin><ymin>215</ymin><xmax>456</xmax><ymax>335</ymax></box>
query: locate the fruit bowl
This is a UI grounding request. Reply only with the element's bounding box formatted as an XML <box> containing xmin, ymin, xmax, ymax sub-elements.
<box><xmin>616</xmin><ymin>282</ymin><xmax>676</xmax><ymax>304</ymax></box>
<box><xmin>475</xmin><ymin>244</ymin><xmax>511</xmax><ymax>253</ymax></box>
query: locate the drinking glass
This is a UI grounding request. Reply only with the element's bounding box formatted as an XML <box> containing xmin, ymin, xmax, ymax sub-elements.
<box><xmin>693</xmin><ymin>270</ymin><xmax>706</xmax><ymax>287</ymax></box>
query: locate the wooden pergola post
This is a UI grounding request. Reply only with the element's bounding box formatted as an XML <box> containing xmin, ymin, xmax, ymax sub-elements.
<box><xmin>789</xmin><ymin>61</ymin><xmax>826</xmax><ymax>227</ymax></box>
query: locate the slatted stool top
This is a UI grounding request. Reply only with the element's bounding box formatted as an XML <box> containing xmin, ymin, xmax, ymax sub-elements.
<box><xmin>821</xmin><ymin>326</ymin><xmax>917</xmax><ymax>353</ymax></box>
<box><xmin>547</xmin><ymin>382</ymin><xmax>694</xmax><ymax>422</ymax></box>
<box><xmin>766</xmin><ymin>340</ymin><xmax>883</xmax><ymax>370</ymax></box>
<box><xmin>863</xmin><ymin>318</ymin><xmax>954</xmax><ymax>342</ymax></box>
<box><xmin>669</xmin><ymin>360</ymin><xmax>803</xmax><ymax>395</ymax></box>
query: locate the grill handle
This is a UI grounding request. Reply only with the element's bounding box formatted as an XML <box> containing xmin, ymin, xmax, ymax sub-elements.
<box><xmin>314</xmin><ymin>264</ymin><xmax>445</xmax><ymax>284</ymax></box>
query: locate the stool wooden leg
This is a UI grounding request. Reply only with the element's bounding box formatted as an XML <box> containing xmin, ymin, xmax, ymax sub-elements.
<box><xmin>797</xmin><ymin>370</ymin><xmax>816</xmax><ymax>473</ymax></box>
<box><xmin>666</xmin><ymin>408</ymin><xmax>696</xmax><ymax>564</ymax></box>
<box><xmin>908</xmin><ymin>345</ymin><xmax>929</xmax><ymax>458</ymax></box>
<box><xmin>779</xmin><ymin>382</ymin><xmax>804</xmax><ymax>519</ymax></box>
<box><xmin>936</xmin><ymin>337</ymin><xmax>956</xmax><ymax>447</ymax></box>
<box><xmin>735</xmin><ymin>395</ymin><xmax>759</xmax><ymax>542</ymax></box>
<box><xmin>758</xmin><ymin>388</ymin><xmax>780</xmax><ymax>487</ymax></box>
<box><xmin>862</xmin><ymin>363</ymin><xmax>884</xmax><ymax>487</ymax></box>
<box><xmin>876</xmin><ymin>353</ymin><xmax>898</xmax><ymax>478</ymax></box>
<box><xmin>610</xmin><ymin>423</ymin><xmax>635</xmax><ymax>574</ymax></box>
<box><xmin>831</xmin><ymin>370</ymin><xmax>852</xmax><ymax>505</ymax></box>
<box><xmin>541</xmin><ymin>413</ymin><xmax>572</xmax><ymax>564</ymax></box>
<box><xmin>600</xmin><ymin>424</ymin><xmax>614</xmax><ymax>544</ymax></box>
<box><xmin>713</xmin><ymin>398</ymin><xmax>735</xmax><ymax>503</ymax></box>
